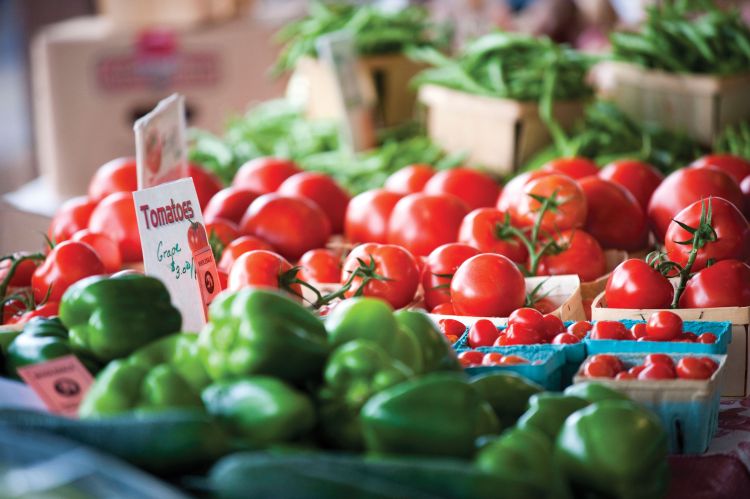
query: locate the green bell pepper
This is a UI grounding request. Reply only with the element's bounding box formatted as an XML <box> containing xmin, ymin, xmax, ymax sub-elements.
<box><xmin>202</xmin><ymin>376</ymin><xmax>316</xmax><ymax>447</ymax></box>
<box><xmin>394</xmin><ymin>309</ymin><xmax>462</xmax><ymax>372</ymax></box>
<box><xmin>6</xmin><ymin>317</ymin><xmax>100</xmax><ymax>377</ymax></box>
<box><xmin>361</xmin><ymin>373</ymin><xmax>500</xmax><ymax>458</ymax></box>
<box><xmin>555</xmin><ymin>400</ymin><xmax>669</xmax><ymax>499</ymax></box>
<box><xmin>317</xmin><ymin>340</ymin><xmax>413</xmax><ymax>450</ymax></box>
<box><xmin>79</xmin><ymin>334</ymin><xmax>209</xmax><ymax>417</ymax></box>
<box><xmin>199</xmin><ymin>289</ymin><xmax>329</xmax><ymax>383</ymax></box>
<box><xmin>517</xmin><ymin>393</ymin><xmax>589</xmax><ymax>441</ymax></box>
<box><xmin>564</xmin><ymin>382</ymin><xmax>630</xmax><ymax>404</ymax></box>
<box><xmin>60</xmin><ymin>274</ymin><xmax>182</xmax><ymax>362</ymax></box>
<box><xmin>470</xmin><ymin>372</ymin><xmax>543</xmax><ymax>428</ymax></box>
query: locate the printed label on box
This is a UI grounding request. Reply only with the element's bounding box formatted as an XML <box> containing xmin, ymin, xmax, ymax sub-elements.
<box><xmin>316</xmin><ymin>30</ymin><xmax>376</xmax><ymax>152</ymax></box>
<box><xmin>133</xmin><ymin>178</ymin><xmax>219</xmax><ymax>332</ymax></box>
<box><xmin>134</xmin><ymin>93</ymin><xmax>189</xmax><ymax>189</ymax></box>
<box><xmin>17</xmin><ymin>356</ymin><xmax>94</xmax><ymax>417</ymax></box>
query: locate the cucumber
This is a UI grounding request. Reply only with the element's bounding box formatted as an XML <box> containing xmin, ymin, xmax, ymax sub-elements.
<box><xmin>0</xmin><ymin>408</ymin><xmax>229</xmax><ymax>475</ymax></box>
<box><xmin>210</xmin><ymin>451</ymin><xmax>544</xmax><ymax>499</ymax></box>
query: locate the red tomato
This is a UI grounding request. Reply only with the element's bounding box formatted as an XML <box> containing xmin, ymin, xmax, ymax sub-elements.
<box><xmin>227</xmin><ymin>250</ymin><xmax>301</xmax><ymax>297</ymax></box>
<box><xmin>665</xmin><ymin>197</ymin><xmax>750</xmax><ymax>272</ymax></box>
<box><xmin>699</xmin><ymin>357</ymin><xmax>719</xmax><ymax>372</ymax></box>
<box><xmin>567</xmin><ymin>321</ymin><xmax>592</xmax><ymax>339</ymax></box>
<box><xmin>387</xmin><ymin>193</ymin><xmax>467</xmax><ymax>257</ymax></box>
<box><xmin>510</xmin><ymin>174</ymin><xmax>587</xmax><ymax>232</ymax></box>
<box><xmin>605</xmin><ymin>259</ymin><xmax>674</xmax><ymax>309</ymax></box>
<box><xmin>691</xmin><ymin>154</ymin><xmax>750</xmax><ymax>184</ymax></box>
<box><xmin>218</xmin><ymin>269</ymin><xmax>228</xmax><ymax>291</ymax></box>
<box><xmin>240</xmin><ymin>194</ymin><xmax>331</xmax><ymax>260</ymax></box>
<box><xmin>431</xmin><ymin>304</ymin><xmax>454</xmax><ymax>316</ymax></box>
<box><xmin>458</xmin><ymin>208</ymin><xmax>528</xmax><ymax>263</ymax></box>
<box><xmin>697</xmin><ymin>333</ymin><xmax>718</xmax><ymax>344</ymax></box>
<box><xmin>675</xmin><ymin>357</ymin><xmax>713</xmax><ymax>380</ymax></box>
<box><xmin>277</xmin><ymin>172</ymin><xmax>350</xmax><ymax>234</ymax></box>
<box><xmin>458</xmin><ymin>350</ymin><xmax>484</xmax><ymax>367</ymax></box>
<box><xmin>583</xmin><ymin>360</ymin><xmax>617</xmax><ymax>378</ymax></box>
<box><xmin>499</xmin><ymin>355</ymin><xmax>528</xmax><ymax>365</ymax></box>
<box><xmin>438</xmin><ymin>318</ymin><xmax>466</xmax><ymax>337</ymax></box>
<box><xmin>206</xmin><ymin>219</ymin><xmax>240</xmax><ymax>248</ymax></box>
<box><xmin>742</xmin><ymin>175</ymin><xmax>750</xmax><ymax>210</ymax></box>
<box><xmin>590</xmin><ymin>321</ymin><xmax>629</xmax><ymax>340</ymax></box>
<box><xmin>496</xmin><ymin>171</ymin><xmax>551</xmax><ymax>212</ymax></box>
<box><xmin>344</xmin><ymin>189</ymin><xmax>403</xmax><ymax>244</ymax></box>
<box><xmin>231</xmin><ymin>157</ymin><xmax>301</xmax><ymax>193</ymax></box>
<box><xmin>88</xmin><ymin>192</ymin><xmax>142</xmax><ymax>262</ymax></box>
<box><xmin>578</xmin><ymin>177</ymin><xmax>649</xmax><ymax>251</ymax></box>
<box><xmin>298</xmin><ymin>248</ymin><xmax>341</xmax><ymax>283</ymax></box>
<box><xmin>341</xmin><ymin>243</ymin><xmax>420</xmax><ymax>309</ymax></box>
<box><xmin>644</xmin><ymin>354</ymin><xmax>675</xmax><ymax>368</ymax></box>
<box><xmin>589</xmin><ymin>354</ymin><xmax>625</xmax><ymax>372</ymax></box>
<box><xmin>421</xmin><ymin>243</ymin><xmax>480</xmax><ymax>310</ymax></box>
<box><xmin>679</xmin><ymin>259</ymin><xmax>750</xmax><ymax>308</ymax></box>
<box><xmin>536</xmin><ymin>229</ymin><xmax>607</xmax><ymax>283</ymax></box>
<box><xmin>646</xmin><ymin>311</ymin><xmax>683</xmax><ymax>341</ymax></box>
<box><xmin>498</xmin><ymin>323</ymin><xmax>547</xmax><ymax>345</ymax></box>
<box><xmin>2</xmin><ymin>298</ymin><xmax>27</xmax><ymax>323</ymax></box>
<box><xmin>423</xmin><ymin>167</ymin><xmax>500</xmax><ymax>211</ymax></box>
<box><xmin>218</xmin><ymin>236</ymin><xmax>274</xmax><ymax>272</ymax></box>
<box><xmin>552</xmin><ymin>333</ymin><xmax>580</xmax><ymax>344</ymax></box>
<box><xmin>630</xmin><ymin>323</ymin><xmax>648</xmax><ymax>340</ymax></box>
<box><xmin>203</xmin><ymin>187</ymin><xmax>261</xmax><ymax>224</ymax></box>
<box><xmin>541</xmin><ymin>157</ymin><xmax>599</xmax><ymax>179</ymax></box>
<box><xmin>542</xmin><ymin>314</ymin><xmax>565</xmax><ymax>338</ymax></box>
<box><xmin>531</xmin><ymin>297</ymin><xmax>557</xmax><ymax>315</ymax></box>
<box><xmin>450</xmin><ymin>254</ymin><xmax>526</xmax><ymax>317</ymax></box>
<box><xmin>31</xmin><ymin>241</ymin><xmax>105</xmax><ymax>303</ymax></box>
<box><xmin>647</xmin><ymin>167</ymin><xmax>744</xmax><ymax>240</ymax></box>
<box><xmin>186</xmin><ymin>221</ymin><xmax>210</xmax><ymax>254</ymax></box>
<box><xmin>628</xmin><ymin>365</ymin><xmax>646</xmax><ymax>377</ymax></box>
<box><xmin>599</xmin><ymin>159</ymin><xmax>664</xmax><ymax>210</ymax></box>
<box><xmin>615</xmin><ymin>372</ymin><xmax>636</xmax><ymax>380</ymax></box>
<box><xmin>468</xmin><ymin>319</ymin><xmax>499</xmax><ymax>347</ymax></box>
<box><xmin>681</xmin><ymin>332</ymin><xmax>698</xmax><ymax>342</ymax></box>
<box><xmin>6</xmin><ymin>301</ymin><xmax>60</xmax><ymax>325</ymax></box>
<box><xmin>88</xmin><ymin>157</ymin><xmax>137</xmax><ymax>202</ymax></box>
<box><xmin>188</xmin><ymin>164</ymin><xmax>222</xmax><ymax>210</ymax></box>
<box><xmin>384</xmin><ymin>164</ymin><xmax>436</xmax><ymax>194</ymax></box>
<box><xmin>48</xmin><ymin>196</ymin><xmax>98</xmax><ymax>244</ymax></box>
<box><xmin>508</xmin><ymin>307</ymin><xmax>544</xmax><ymax>330</ymax></box>
<box><xmin>0</xmin><ymin>254</ymin><xmax>41</xmax><ymax>289</ymax></box>
<box><xmin>482</xmin><ymin>352</ymin><xmax>505</xmax><ymax>366</ymax></box>
<box><xmin>71</xmin><ymin>230</ymin><xmax>122</xmax><ymax>273</ymax></box>
<box><xmin>638</xmin><ymin>363</ymin><xmax>676</xmax><ymax>380</ymax></box>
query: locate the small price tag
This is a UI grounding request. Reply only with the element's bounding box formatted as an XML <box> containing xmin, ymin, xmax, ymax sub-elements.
<box><xmin>316</xmin><ymin>30</ymin><xmax>376</xmax><ymax>153</ymax></box>
<box><xmin>132</xmin><ymin>178</ymin><xmax>220</xmax><ymax>332</ymax></box>
<box><xmin>17</xmin><ymin>356</ymin><xmax>93</xmax><ymax>417</ymax></box>
<box><xmin>134</xmin><ymin>93</ymin><xmax>189</xmax><ymax>189</ymax></box>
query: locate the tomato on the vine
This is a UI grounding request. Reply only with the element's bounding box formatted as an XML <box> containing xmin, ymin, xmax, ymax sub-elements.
<box><xmin>6</xmin><ymin>301</ymin><xmax>60</xmax><ymax>325</ymax></box>
<box><xmin>88</xmin><ymin>192</ymin><xmax>142</xmax><ymax>263</ymax></box>
<box><xmin>384</xmin><ymin>164</ymin><xmax>435</xmax><ymax>194</ymax></box>
<box><xmin>605</xmin><ymin>259</ymin><xmax>674</xmax><ymax>309</ymax></box>
<box><xmin>450</xmin><ymin>253</ymin><xmax>526</xmax><ymax>317</ymax></box>
<box><xmin>679</xmin><ymin>259</ymin><xmax>750</xmax><ymax>308</ymax></box>
<box><xmin>421</xmin><ymin>243</ymin><xmax>479</xmax><ymax>311</ymax></box>
<box><xmin>277</xmin><ymin>172</ymin><xmax>350</xmax><ymax>234</ymax></box>
<box><xmin>218</xmin><ymin>235</ymin><xmax>273</xmax><ymax>272</ymax></box>
<box><xmin>203</xmin><ymin>187</ymin><xmax>260</xmax><ymax>224</ymax></box>
<box><xmin>227</xmin><ymin>250</ymin><xmax>301</xmax><ymax>298</ymax></box>
<box><xmin>598</xmin><ymin>159</ymin><xmax>664</xmax><ymax>210</ymax></box>
<box><xmin>31</xmin><ymin>241</ymin><xmax>105</xmax><ymax>303</ymax></box>
<box><xmin>298</xmin><ymin>248</ymin><xmax>341</xmax><ymax>284</ymax></box>
<box><xmin>541</xmin><ymin>157</ymin><xmax>599</xmax><ymax>179</ymax></box>
<box><xmin>496</xmin><ymin>171</ymin><xmax>550</xmax><ymax>212</ymax></box>
<box><xmin>48</xmin><ymin>196</ymin><xmax>98</xmax><ymax>244</ymax></box>
<box><xmin>88</xmin><ymin>157</ymin><xmax>137</xmax><ymax>203</ymax></box>
<box><xmin>0</xmin><ymin>254</ymin><xmax>41</xmax><ymax>289</ymax></box>
<box><xmin>536</xmin><ymin>229</ymin><xmax>607</xmax><ymax>283</ymax></box>
<box><xmin>71</xmin><ymin>229</ymin><xmax>122</xmax><ymax>273</ymax></box>
<box><xmin>510</xmin><ymin>173</ymin><xmax>587</xmax><ymax>232</ymax></box>
<box><xmin>458</xmin><ymin>208</ymin><xmax>528</xmax><ymax>263</ymax></box>
<box><xmin>345</xmin><ymin>189</ymin><xmax>402</xmax><ymax>244</ymax></box>
<box><xmin>423</xmin><ymin>167</ymin><xmax>500</xmax><ymax>210</ymax></box>
<box><xmin>232</xmin><ymin>157</ymin><xmax>301</xmax><ymax>193</ymax></box>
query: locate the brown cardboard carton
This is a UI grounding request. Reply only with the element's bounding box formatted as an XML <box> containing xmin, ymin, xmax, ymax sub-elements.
<box><xmin>417</xmin><ymin>84</ymin><xmax>586</xmax><ymax>175</ymax></box>
<box><xmin>605</xmin><ymin>62</ymin><xmax>750</xmax><ymax>145</ymax></box>
<box><xmin>32</xmin><ymin>15</ymin><xmax>286</xmax><ymax>199</ymax></box>
<box><xmin>96</xmin><ymin>0</ymin><xmax>246</xmax><ymax>29</ymax></box>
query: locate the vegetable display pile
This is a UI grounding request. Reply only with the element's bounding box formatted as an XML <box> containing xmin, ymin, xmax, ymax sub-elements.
<box><xmin>581</xmin><ymin>353</ymin><xmax>719</xmax><ymax>381</ymax></box>
<box><xmin>611</xmin><ymin>1</ymin><xmax>750</xmax><ymax>75</ymax></box>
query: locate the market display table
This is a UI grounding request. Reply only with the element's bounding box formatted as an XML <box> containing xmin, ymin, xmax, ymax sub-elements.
<box><xmin>668</xmin><ymin>398</ymin><xmax>750</xmax><ymax>499</ymax></box>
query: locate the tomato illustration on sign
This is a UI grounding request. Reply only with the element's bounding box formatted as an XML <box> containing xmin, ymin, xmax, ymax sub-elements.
<box><xmin>187</xmin><ymin>221</ymin><xmax>209</xmax><ymax>253</ymax></box>
<box><xmin>145</xmin><ymin>129</ymin><xmax>163</xmax><ymax>175</ymax></box>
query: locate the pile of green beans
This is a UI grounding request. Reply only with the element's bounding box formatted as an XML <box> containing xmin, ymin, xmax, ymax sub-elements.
<box><xmin>611</xmin><ymin>0</ymin><xmax>750</xmax><ymax>75</ymax></box>
<box><xmin>715</xmin><ymin>122</ymin><xmax>750</xmax><ymax>160</ymax></box>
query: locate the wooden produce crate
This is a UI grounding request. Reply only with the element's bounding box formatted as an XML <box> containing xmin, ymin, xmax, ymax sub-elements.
<box><xmin>417</xmin><ymin>84</ymin><xmax>586</xmax><ymax>175</ymax></box>
<box><xmin>606</xmin><ymin>62</ymin><xmax>750</xmax><ymax>145</ymax></box>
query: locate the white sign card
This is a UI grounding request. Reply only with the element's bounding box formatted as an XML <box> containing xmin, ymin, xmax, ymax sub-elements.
<box><xmin>132</xmin><ymin>178</ymin><xmax>220</xmax><ymax>332</ymax></box>
<box><xmin>134</xmin><ymin>93</ymin><xmax>189</xmax><ymax>189</ymax></box>
<box><xmin>316</xmin><ymin>30</ymin><xmax>376</xmax><ymax>153</ymax></box>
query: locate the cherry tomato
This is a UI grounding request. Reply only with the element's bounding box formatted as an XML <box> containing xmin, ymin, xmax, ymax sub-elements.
<box><xmin>499</xmin><ymin>355</ymin><xmax>528</xmax><ymax>365</ymax></box>
<box><xmin>697</xmin><ymin>333</ymin><xmax>718</xmax><ymax>344</ymax></box>
<box><xmin>384</xmin><ymin>164</ymin><xmax>435</xmax><ymax>194</ymax></box>
<box><xmin>31</xmin><ymin>241</ymin><xmax>105</xmax><ymax>303</ymax></box>
<box><xmin>231</xmin><ymin>157</ymin><xmax>301</xmax><ymax>193</ymax></box>
<box><xmin>48</xmin><ymin>196</ymin><xmax>98</xmax><ymax>244</ymax></box>
<box><xmin>583</xmin><ymin>360</ymin><xmax>617</xmax><ymax>378</ymax></box>
<box><xmin>88</xmin><ymin>192</ymin><xmax>142</xmax><ymax>263</ymax></box>
<box><xmin>2</xmin><ymin>298</ymin><xmax>26</xmax><ymax>324</ymax></box>
<box><xmin>0</xmin><ymin>254</ymin><xmax>41</xmax><ymax>289</ymax></box>
<box><xmin>691</xmin><ymin>154</ymin><xmax>750</xmax><ymax>184</ymax></box>
<box><xmin>599</xmin><ymin>159</ymin><xmax>664</xmax><ymax>210</ymax></box>
<box><xmin>510</xmin><ymin>174</ymin><xmax>587</xmax><ymax>232</ymax></box>
<box><xmin>480</xmin><ymin>352</ymin><xmax>503</xmax><ymax>366</ymax></box>
<box><xmin>638</xmin><ymin>363</ymin><xmax>676</xmax><ymax>380</ymax></box>
<box><xmin>88</xmin><ymin>157</ymin><xmax>137</xmax><ymax>202</ymax></box>
<box><xmin>277</xmin><ymin>172</ymin><xmax>350</xmax><ymax>234</ymax></box>
<box><xmin>699</xmin><ymin>357</ymin><xmax>719</xmax><ymax>372</ymax></box>
<box><xmin>203</xmin><ymin>187</ymin><xmax>261</xmax><ymax>224</ymax></box>
<box><xmin>578</xmin><ymin>177</ymin><xmax>649</xmax><ymax>251</ymax></box>
<box><xmin>206</xmin><ymin>219</ymin><xmax>240</xmax><ymax>249</ymax></box>
<box><xmin>567</xmin><ymin>321</ymin><xmax>592</xmax><ymax>339</ymax></box>
<box><xmin>674</xmin><ymin>357</ymin><xmax>712</xmax><ymax>380</ymax></box>
<box><xmin>536</xmin><ymin>229</ymin><xmax>607</xmax><ymax>283</ymax></box>
<box><xmin>186</xmin><ymin>221</ymin><xmax>210</xmax><ymax>254</ymax></box>
<box><xmin>605</xmin><ymin>259</ymin><xmax>674</xmax><ymax>309</ymax></box>
<box><xmin>6</xmin><ymin>301</ymin><xmax>60</xmax><ymax>325</ymax></box>
<box><xmin>498</xmin><ymin>323</ymin><xmax>547</xmax><ymax>345</ymax></box>
<box><xmin>387</xmin><ymin>193</ymin><xmax>468</xmax><ymax>257</ymax></box>
<box><xmin>458</xmin><ymin>208</ymin><xmax>528</xmax><ymax>263</ymax></box>
<box><xmin>298</xmin><ymin>248</ymin><xmax>341</xmax><ymax>284</ymax></box>
<box><xmin>496</xmin><ymin>171</ymin><xmax>551</xmax><ymax>212</ymax></box>
<box><xmin>423</xmin><ymin>167</ymin><xmax>500</xmax><ymax>210</ymax></box>
<box><xmin>589</xmin><ymin>354</ymin><xmax>625</xmax><ymax>372</ymax></box>
<box><xmin>590</xmin><ymin>321</ymin><xmax>629</xmax><ymax>340</ymax></box>
<box><xmin>681</xmin><ymin>332</ymin><xmax>698</xmax><ymax>342</ymax></box>
<box><xmin>468</xmin><ymin>319</ymin><xmax>499</xmax><ymax>347</ymax></box>
<box><xmin>344</xmin><ymin>189</ymin><xmax>403</xmax><ymax>244</ymax></box>
<box><xmin>188</xmin><ymin>164</ymin><xmax>222</xmax><ymax>210</ymax></box>
<box><xmin>458</xmin><ymin>350</ymin><xmax>484</xmax><ymax>367</ymax></box>
<box><xmin>445</xmin><ymin>334</ymin><xmax>459</xmax><ymax>344</ymax></box>
<box><xmin>432</xmin><ymin>303</ymin><xmax>455</xmax><ymax>314</ymax></box>
<box><xmin>421</xmin><ymin>243</ymin><xmax>480</xmax><ymax>311</ymax></box>
<box><xmin>665</xmin><ymin>197</ymin><xmax>750</xmax><ymax>272</ymax></box>
<box><xmin>438</xmin><ymin>318</ymin><xmax>466</xmax><ymax>337</ymax></box>
<box><xmin>630</xmin><ymin>323</ymin><xmax>648</xmax><ymax>340</ymax></box>
<box><xmin>227</xmin><ymin>250</ymin><xmax>301</xmax><ymax>298</ymax></box>
<box><xmin>647</xmin><ymin>167</ymin><xmax>744</xmax><ymax>240</ymax></box>
<box><xmin>645</xmin><ymin>311</ymin><xmax>683</xmax><ymax>342</ymax></box>
<box><xmin>615</xmin><ymin>372</ymin><xmax>636</xmax><ymax>380</ymax></box>
<box><xmin>341</xmin><ymin>243</ymin><xmax>420</xmax><ymax>309</ymax></box>
<box><xmin>450</xmin><ymin>254</ymin><xmax>526</xmax><ymax>317</ymax></box>
<box><xmin>541</xmin><ymin>157</ymin><xmax>599</xmax><ymax>179</ymax></box>
<box><xmin>541</xmin><ymin>314</ymin><xmax>565</xmax><ymax>338</ymax></box>
<box><xmin>627</xmin><ymin>365</ymin><xmax>645</xmax><ymax>377</ymax></box>
<box><xmin>240</xmin><ymin>194</ymin><xmax>331</xmax><ymax>260</ymax></box>
<box><xmin>531</xmin><ymin>297</ymin><xmax>557</xmax><ymax>314</ymax></box>
<box><xmin>679</xmin><ymin>259</ymin><xmax>750</xmax><ymax>308</ymax></box>
<box><xmin>552</xmin><ymin>333</ymin><xmax>580</xmax><ymax>344</ymax></box>
<box><xmin>508</xmin><ymin>307</ymin><xmax>544</xmax><ymax>330</ymax></box>
<box><xmin>644</xmin><ymin>354</ymin><xmax>675</xmax><ymax>368</ymax></box>
<box><xmin>218</xmin><ymin>236</ymin><xmax>274</xmax><ymax>272</ymax></box>
<box><xmin>71</xmin><ymin>230</ymin><xmax>122</xmax><ymax>273</ymax></box>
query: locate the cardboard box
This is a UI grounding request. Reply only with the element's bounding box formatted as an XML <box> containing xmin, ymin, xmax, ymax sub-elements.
<box><xmin>32</xmin><ymin>15</ymin><xmax>287</xmax><ymax>199</ymax></box>
<box><xmin>606</xmin><ymin>62</ymin><xmax>750</xmax><ymax>145</ymax></box>
<box><xmin>591</xmin><ymin>291</ymin><xmax>750</xmax><ymax>398</ymax></box>
<box><xmin>418</xmin><ymin>84</ymin><xmax>586</xmax><ymax>175</ymax></box>
<box><xmin>96</xmin><ymin>0</ymin><xmax>247</xmax><ymax>29</ymax></box>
